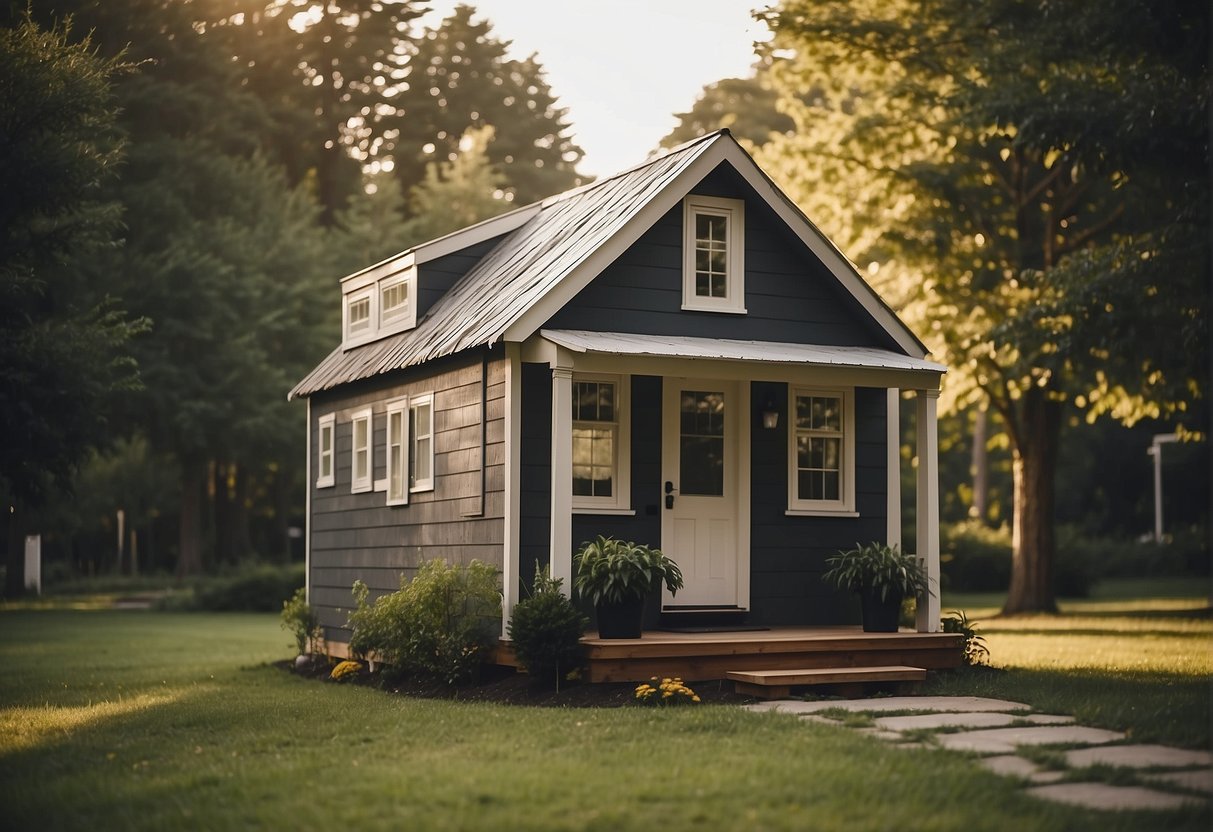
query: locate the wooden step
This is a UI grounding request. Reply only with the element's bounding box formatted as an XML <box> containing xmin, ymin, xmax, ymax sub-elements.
<box><xmin>727</xmin><ymin>665</ymin><xmax>927</xmax><ymax>700</ymax></box>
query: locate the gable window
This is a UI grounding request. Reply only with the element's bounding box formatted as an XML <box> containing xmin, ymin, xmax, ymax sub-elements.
<box><xmin>316</xmin><ymin>413</ymin><xmax>335</xmax><ymax>488</ymax></box>
<box><xmin>409</xmin><ymin>393</ymin><xmax>434</xmax><ymax>492</ymax></box>
<box><xmin>572</xmin><ymin>375</ymin><xmax>631</xmax><ymax>513</ymax></box>
<box><xmin>350</xmin><ymin>408</ymin><xmax>373</xmax><ymax>493</ymax></box>
<box><xmin>345</xmin><ymin>290</ymin><xmax>374</xmax><ymax>343</ymax></box>
<box><xmin>788</xmin><ymin>388</ymin><xmax>855</xmax><ymax>515</ymax></box>
<box><xmin>385</xmin><ymin>400</ymin><xmax>408</xmax><ymax>505</ymax></box>
<box><xmin>682</xmin><ymin>195</ymin><xmax>745</xmax><ymax>314</ymax></box>
<box><xmin>380</xmin><ymin>276</ymin><xmax>410</xmax><ymax>326</ymax></box>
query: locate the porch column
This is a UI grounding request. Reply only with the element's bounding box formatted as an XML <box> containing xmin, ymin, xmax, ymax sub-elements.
<box><xmin>915</xmin><ymin>388</ymin><xmax>941</xmax><ymax>632</ymax></box>
<box><xmin>886</xmin><ymin>389</ymin><xmax>902</xmax><ymax>551</ymax></box>
<box><xmin>549</xmin><ymin>363</ymin><xmax>574</xmax><ymax>594</ymax></box>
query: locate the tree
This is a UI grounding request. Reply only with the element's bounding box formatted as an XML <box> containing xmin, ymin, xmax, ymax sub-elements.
<box><xmin>0</xmin><ymin>13</ymin><xmax>142</xmax><ymax>596</ymax></box>
<box><xmin>761</xmin><ymin>0</ymin><xmax>1209</xmax><ymax>613</ymax></box>
<box><xmin>659</xmin><ymin>71</ymin><xmax>795</xmax><ymax>150</ymax></box>
<box><xmin>385</xmin><ymin>4</ymin><xmax>584</xmax><ymax>208</ymax></box>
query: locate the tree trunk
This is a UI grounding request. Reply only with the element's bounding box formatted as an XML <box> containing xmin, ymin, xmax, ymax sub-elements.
<box><xmin>1003</xmin><ymin>388</ymin><xmax>1062</xmax><ymax>614</ymax></box>
<box><xmin>177</xmin><ymin>460</ymin><xmax>207</xmax><ymax>577</ymax></box>
<box><xmin>970</xmin><ymin>405</ymin><xmax>989</xmax><ymax>523</ymax></box>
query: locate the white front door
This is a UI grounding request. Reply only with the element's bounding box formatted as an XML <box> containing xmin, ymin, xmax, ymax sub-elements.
<box><xmin>661</xmin><ymin>379</ymin><xmax>745</xmax><ymax>608</ymax></box>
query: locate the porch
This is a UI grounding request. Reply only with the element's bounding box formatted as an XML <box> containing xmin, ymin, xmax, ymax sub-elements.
<box><xmin>498</xmin><ymin>625</ymin><xmax>965</xmax><ymax>688</ymax></box>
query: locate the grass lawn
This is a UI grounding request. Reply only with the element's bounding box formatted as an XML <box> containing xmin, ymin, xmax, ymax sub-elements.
<box><xmin>1</xmin><ymin>604</ymin><xmax>1210</xmax><ymax>831</ymax></box>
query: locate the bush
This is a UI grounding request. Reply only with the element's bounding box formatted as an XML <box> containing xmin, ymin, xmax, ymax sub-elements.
<box><xmin>507</xmin><ymin>564</ymin><xmax>588</xmax><ymax>689</ymax></box>
<box><xmin>940</xmin><ymin>522</ymin><xmax>1011</xmax><ymax>593</ymax></box>
<box><xmin>178</xmin><ymin>563</ymin><xmax>305</xmax><ymax>612</ymax></box>
<box><xmin>941</xmin><ymin>610</ymin><xmax>990</xmax><ymax>666</ymax></box>
<box><xmin>281</xmin><ymin>587</ymin><xmax>321</xmax><ymax>656</ymax></box>
<box><xmin>347</xmin><ymin>560</ymin><xmax>501</xmax><ymax>686</ymax></box>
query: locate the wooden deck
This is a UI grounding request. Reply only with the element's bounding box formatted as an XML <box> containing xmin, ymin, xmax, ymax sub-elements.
<box><xmin>498</xmin><ymin>626</ymin><xmax>965</xmax><ymax>684</ymax></box>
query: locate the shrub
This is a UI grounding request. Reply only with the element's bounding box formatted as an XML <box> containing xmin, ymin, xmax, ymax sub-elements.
<box><xmin>940</xmin><ymin>522</ymin><xmax>1011</xmax><ymax>593</ymax></box>
<box><xmin>330</xmin><ymin>660</ymin><xmax>362</xmax><ymax>682</ymax></box>
<box><xmin>634</xmin><ymin>677</ymin><xmax>701</xmax><ymax>706</ymax></box>
<box><xmin>281</xmin><ymin>587</ymin><xmax>322</xmax><ymax>655</ymax></box>
<box><xmin>347</xmin><ymin>560</ymin><xmax>501</xmax><ymax>686</ymax></box>
<box><xmin>169</xmin><ymin>563</ymin><xmax>305</xmax><ymax>612</ymax></box>
<box><xmin>941</xmin><ymin>610</ymin><xmax>990</xmax><ymax>666</ymax></box>
<box><xmin>507</xmin><ymin>563</ymin><xmax>588</xmax><ymax>689</ymax></box>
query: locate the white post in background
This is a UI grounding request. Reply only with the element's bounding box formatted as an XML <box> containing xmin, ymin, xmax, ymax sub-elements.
<box><xmin>915</xmin><ymin>389</ymin><xmax>941</xmax><ymax>633</ymax></box>
<box><xmin>24</xmin><ymin>534</ymin><xmax>41</xmax><ymax>595</ymax></box>
<box><xmin>501</xmin><ymin>344</ymin><xmax>523</xmax><ymax>636</ymax></box>
<box><xmin>1148</xmin><ymin>433</ymin><xmax>1179</xmax><ymax>543</ymax></box>
<box><xmin>549</xmin><ymin>363</ymin><xmax>574</xmax><ymax>594</ymax></box>
<box><xmin>886</xmin><ymin>389</ymin><xmax>902</xmax><ymax>551</ymax></box>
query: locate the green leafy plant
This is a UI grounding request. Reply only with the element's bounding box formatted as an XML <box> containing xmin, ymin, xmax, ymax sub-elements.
<box><xmin>823</xmin><ymin>542</ymin><xmax>932</xmax><ymax>602</ymax></box>
<box><xmin>633</xmin><ymin>676</ymin><xmax>701</xmax><ymax>706</ymax></box>
<box><xmin>280</xmin><ymin>587</ymin><xmax>322</xmax><ymax>656</ymax></box>
<box><xmin>347</xmin><ymin>560</ymin><xmax>501</xmax><ymax>686</ymax></box>
<box><xmin>507</xmin><ymin>563</ymin><xmax>589</xmax><ymax>690</ymax></box>
<box><xmin>941</xmin><ymin>610</ymin><xmax>991</xmax><ymax>666</ymax></box>
<box><xmin>573</xmin><ymin>536</ymin><xmax>684</xmax><ymax>606</ymax></box>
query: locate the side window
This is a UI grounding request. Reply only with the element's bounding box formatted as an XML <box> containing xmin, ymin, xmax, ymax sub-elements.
<box><xmin>385</xmin><ymin>400</ymin><xmax>408</xmax><ymax>505</ymax></box>
<box><xmin>682</xmin><ymin>195</ymin><xmax>745</xmax><ymax>314</ymax></box>
<box><xmin>572</xmin><ymin>375</ymin><xmax>631</xmax><ymax>512</ymax></box>
<box><xmin>788</xmin><ymin>389</ymin><xmax>854</xmax><ymax>514</ymax></box>
<box><xmin>409</xmin><ymin>393</ymin><xmax>434</xmax><ymax>492</ymax></box>
<box><xmin>316</xmin><ymin>413</ymin><xmax>335</xmax><ymax>488</ymax></box>
<box><xmin>350</xmin><ymin>408</ymin><xmax>372</xmax><ymax>494</ymax></box>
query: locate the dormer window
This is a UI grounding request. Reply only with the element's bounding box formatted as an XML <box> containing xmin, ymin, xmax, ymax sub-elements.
<box><xmin>345</xmin><ymin>290</ymin><xmax>374</xmax><ymax>343</ymax></box>
<box><xmin>341</xmin><ymin>265</ymin><xmax>417</xmax><ymax>349</ymax></box>
<box><xmin>682</xmin><ymin>195</ymin><xmax>746</xmax><ymax>314</ymax></box>
<box><xmin>380</xmin><ymin>276</ymin><xmax>409</xmax><ymax>326</ymax></box>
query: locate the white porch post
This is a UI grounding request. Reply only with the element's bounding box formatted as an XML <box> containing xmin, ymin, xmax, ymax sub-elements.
<box><xmin>549</xmin><ymin>362</ymin><xmax>574</xmax><ymax>594</ymax></box>
<box><xmin>886</xmin><ymin>388</ymin><xmax>902</xmax><ymax>551</ymax></box>
<box><xmin>915</xmin><ymin>388</ymin><xmax>941</xmax><ymax>632</ymax></box>
<box><xmin>501</xmin><ymin>343</ymin><xmax>522</xmax><ymax>635</ymax></box>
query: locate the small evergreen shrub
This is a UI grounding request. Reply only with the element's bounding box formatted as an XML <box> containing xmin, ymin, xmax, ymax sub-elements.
<box><xmin>507</xmin><ymin>563</ymin><xmax>588</xmax><ymax>689</ymax></box>
<box><xmin>281</xmin><ymin>587</ymin><xmax>321</xmax><ymax>655</ymax></box>
<box><xmin>347</xmin><ymin>560</ymin><xmax>501</xmax><ymax>686</ymax></box>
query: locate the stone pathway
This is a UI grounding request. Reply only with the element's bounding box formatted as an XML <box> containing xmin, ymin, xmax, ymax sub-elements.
<box><xmin>744</xmin><ymin>696</ymin><xmax>1213</xmax><ymax>812</ymax></box>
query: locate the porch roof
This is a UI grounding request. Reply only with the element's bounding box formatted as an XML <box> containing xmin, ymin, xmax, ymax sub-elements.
<box><xmin>539</xmin><ymin>329</ymin><xmax>947</xmax><ymax>378</ymax></box>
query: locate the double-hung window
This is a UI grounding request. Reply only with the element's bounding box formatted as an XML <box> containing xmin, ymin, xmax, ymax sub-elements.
<box><xmin>345</xmin><ymin>290</ymin><xmax>373</xmax><ymax>344</ymax></box>
<box><xmin>380</xmin><ymin>277</ymin><xmax>410</xmax><ymax>327</ymax></box>
<box><xmin>385</xmin><ymin>400</ymin><xmax>408</xmax><ymax>505</ymax></box>
<box><xmin>682</xmin><ymin>195</ymin><xmax>745</xmax><ymax>314</ymax></box>
<box><xmin>316</xmin><ymin>413</ymin><xmax>335</xmax><ymax>488</ymax></box>
<box><xmin>409</xmin><ymin>393</ymin><xmax>434</xmax><ymax>492</ymax></box>
<box><xmin>572</xmin><ymin>375</ymin><xmax>630</xmax><ymax>512</ymax></box>
<box><xmin>788</xmin><ymin>388</ymin><xmax>855</xmax><ymax>515</ymax></box>
<box><xmin>350</xmin><ymin>408</ymin><xmax>373</xmax><ymax>494</ymax></box>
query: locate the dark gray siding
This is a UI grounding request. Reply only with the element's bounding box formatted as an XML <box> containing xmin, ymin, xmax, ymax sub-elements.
<box><xmin>307</xmin><ymin>350</ymin><xmax>505</xmax><ymax>642</ymax></box>
<box><xmin>749</xmin><ymin>383</ymin><xmax>888</xmax><ymax>625</ymax></box>
<box><xmin>417</xmin><ymin>236</ymin><xmax>507</xmax><ymax>319</ymax></box>
<box><xmin>545</xmin><ymin>163</ymin><xmax>900</xmax><ymax>351</ymax></box>
<box><xmin>518</xmin><ymin>362</ymin><xmax>552</xmax><ymax>594</ymax></box>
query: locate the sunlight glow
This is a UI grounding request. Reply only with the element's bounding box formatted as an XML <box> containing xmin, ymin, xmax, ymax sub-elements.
<box><xmin>0</xmin><ymin>691</ymin><xmax>186</xmax><ymax>755</ymax></box>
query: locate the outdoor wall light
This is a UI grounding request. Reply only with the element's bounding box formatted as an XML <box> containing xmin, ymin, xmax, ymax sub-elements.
<box><xmin>761</xmin><ymin>397</ymin><xmax>780</xmax><ymax>430</ymax></box>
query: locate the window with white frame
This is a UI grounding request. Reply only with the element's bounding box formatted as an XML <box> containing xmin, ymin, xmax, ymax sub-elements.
<box><xmin>682</xmin><ymin>195</ymin><xmax>745</xmax><ymax>314</ymax></box>
<box><xmin>385</xmin><ymin>400</ymin><xmax>408</xmax><ymax>505</ymax></box>
<box><xmin>345</xmin><ymin>290</ymin><xmax>373</xmax><ymax>343</ymax></box>
<box><xmin>409</xmin><ymin>393</ymin><xmax>434</xmax><ymax>492</ymax></box>
<box><xmin>350</xmin><ymin>408</ymin><xmax>373</xmax><ymax>493</ymax></box>
<box><xmin>788</xmin><ymin>388</ymin><xmax>854</xmax><ymax>514</ymax></box>
<box><xmin>316</xmin><ymin>413</ymin><xmax>335</xmax><ymax>488</ymax></box>
<box><xmin>379</xmin><ymin>276</ymin><xmax>410</xmax><ymax>326</ymax></box>
<box><xmin>572</xmin><ymin>375</ymin><xmax>630</xmax><ymax>512</ymax></box>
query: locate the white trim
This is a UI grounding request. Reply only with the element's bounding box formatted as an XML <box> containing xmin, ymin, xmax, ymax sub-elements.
<box><xmin>502</xmin><ymin>343</ymin><xmax>523</xmax><ymax>632</ymax></box>
<box><xmin>378</xmin><ymin>270</ymin><xmax>416</xmax><ymax>332</ymax></box>
<box><xmin>682</xmin><ymin>194</ymin><xmax>746</xmax><ymax>314</ymax></box>
<box><xmin>315</xmin><ymin>412</ymin><xmax>335</xmax><ymax>488</ymax></box>
<box><xmin>350</xmin><ymin>408</ymin><xmax>373</xmax><ymax>494</ymax></box>
<box><xmin>409</xmin><ymin>393</ymin><xmax>434</xmax><ymax>493</ymax></box>
<box><xmin>570</xmin><ymin>372</ymin><xmax>631</xmax><ymax>513</ymax></box>
<box><xmin>915</xmin><ymin>388</ymin><xmax>941</xmax><ymax>633</ymax></box>
<box><xmin>305</xmin><ymin>398</ymin><xmax>312</xmax><ymax>605</ymax></box>
<box><xmin>572</xmin><ymin>508</ymin><xmax>637</xmax><ymax>516</ymax></box>
<box><xmin>886</xmin><ymin>389</ymin><xmax>902</xmax><ymax>549</ymax></box>
<box><xmin>344</xmin><ymin>289</ymin><xmax>376</xmax><ymax>348</ymax></box>
<box><xmin>385</xmin><ymin>399</ymin><xmax>409</xmax><ymax>506</ymax></box>
<box><xmin>503</xmin><ymin>135</ymin><xmax>928</xmax><ymax>358</ymax></box>
<box><xmin>788</xmin><ymin>387</ymin><xmax>856</xmax><ymax>514</ymax></box>
<box><xmin>784</xmin><ymin>509</ymin><xmax>860</xmax><ymax>518</ymax></box>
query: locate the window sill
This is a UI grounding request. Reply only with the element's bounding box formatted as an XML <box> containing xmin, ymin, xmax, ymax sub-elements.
<box><xmin>572</xmin><ymin>507</ymin><xmax>637</xmax><ymax>516</ymax></box>
<box><xmin>315</xmin><ymin>479</ymin><xmax>335</xmax><ymax>489</ymax></box>
<box><xmin>680</xmin><ymin>303</ymin><xmax>747</xmax><ymax>315</ymax></box>
<box><xmin>351</xmin><ymin>483</ymin><xmax>372</xmax><ymax>495</ymax></box>
<box><xmin>409</xmin><ymin>484</ymin><xmax>434</xmax><ymax>494</ymax></box>
<box><xmin>785</xmin><ymin>508</ymin><xmax>859</xmax><ymax>518</ymax></box>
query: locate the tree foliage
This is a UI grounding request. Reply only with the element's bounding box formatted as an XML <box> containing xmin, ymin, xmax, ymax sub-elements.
<box><xmin>760</xmin><ymin>0</ymin><xmax>1210</xmax><ymax>612</ymax></box>
<box><xmin>660</xmin><ymin>68</ymin><xmax>795</xmax><ymax>150</ymax></box>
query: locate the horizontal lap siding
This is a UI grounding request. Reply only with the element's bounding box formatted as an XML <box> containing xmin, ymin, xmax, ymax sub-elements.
<box><xmin>749</xmin><ymin>383</ymin><xmax>888</xmax><ymax>625</ymax></box>
<box><xmin>308</xmin><ymin>351</ymin><xmax>505</xmax><ymax>640</ymax></box>
<box><xmin>545</xmin><ymin>163</ymin><xmax>900</xmax><ymax>351</ymax></box>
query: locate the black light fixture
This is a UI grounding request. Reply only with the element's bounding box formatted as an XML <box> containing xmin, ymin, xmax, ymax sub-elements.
<box><xmin>761</xmin><ymin>396</ymin><xmax>779</xmax><ymax>430</ymax></box>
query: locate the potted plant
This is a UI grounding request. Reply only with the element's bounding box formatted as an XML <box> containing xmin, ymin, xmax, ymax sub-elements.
<box><xmin>822</xmin><ymin>542</ymin><xmax>932</xmax><ymax>632</ymax></box>
<box><xmin>574</xmin><ymin>536</ymin><xmax>684</xmax><ymax>638</ymax></box>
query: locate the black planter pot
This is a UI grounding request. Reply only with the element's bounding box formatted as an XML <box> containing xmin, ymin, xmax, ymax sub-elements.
<box><xmin>595</xmin><ymin>596</ymin><xmax>645</xmax><ymax>639</ymax></box>
<box><xmin>859</xmin><ymin>587</ymin><xmax>904</xmax><ymax>633</ymax></box>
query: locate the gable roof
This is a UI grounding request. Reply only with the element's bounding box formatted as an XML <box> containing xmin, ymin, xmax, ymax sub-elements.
<box><xmin>289</xmin><ymin>130</ymin><xmax>929</xmax><ymax>400</ymax></box>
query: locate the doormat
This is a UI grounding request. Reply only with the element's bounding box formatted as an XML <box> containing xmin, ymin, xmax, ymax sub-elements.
<box><xmin>653</xmin><ymin>625</ymin><xmax>771</xmax><ymax>634</ymax></box>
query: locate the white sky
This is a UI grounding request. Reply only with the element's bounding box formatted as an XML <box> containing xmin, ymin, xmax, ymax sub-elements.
<box><xmin>420</xmin><ymin>1</ymin><xmax>771</xmax><ymax>178</ymax></box>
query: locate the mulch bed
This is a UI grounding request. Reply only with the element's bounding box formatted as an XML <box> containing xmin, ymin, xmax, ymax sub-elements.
<box><xmin>278</xmin><ymin>657</ymin><xmax>757</xmax><ymax>708</ymax></box>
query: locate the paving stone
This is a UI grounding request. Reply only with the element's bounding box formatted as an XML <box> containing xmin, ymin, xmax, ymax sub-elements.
<box><xmin>1065</xmin><ymin>744</ymin><xmax>1213</xmax><ymax>770</ymax></box>
<box><xmin>1142</xmin><ymin>769</ymin><xmax>1213</xmax><ymax>794</ymax></box>
<box><xmin>796</xmin><ymin>714</ymin><xmax>840</xmax><ymax>726</ymax></box>
<box><xmin>936</xmin><ymin>725</ymin><xmax>1125</xmax><ymax>754</ymax></box>
<box><xmin>742</xmin><ymin>696</ymin><xmax>1028</xmax><ymax>715</ymax></box>
<box><xmin>1026</xmin><ymin>782</ymin><xmax>1206</xmax><ymax>811</ymax></box>
<box><xmin>856</xmin><ymin>727</ymin><xmax>905</xmax><ymax>742</ymax></box>
<box><xmin>1023</xmin><ymin>714</ymin><xmax>1075</xmax><ymax>725</ymax></box>
<box><xmin>875</xmin><ymin>711</ymin><xmax>1018</xmax><ymax>732</ymax></box>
